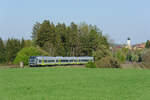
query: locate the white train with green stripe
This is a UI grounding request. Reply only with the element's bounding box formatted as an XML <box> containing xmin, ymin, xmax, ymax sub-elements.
<box><xmin>29</xmin><ymin>56</ymin><xmax>94</xmax><ymax>67</ymax></box>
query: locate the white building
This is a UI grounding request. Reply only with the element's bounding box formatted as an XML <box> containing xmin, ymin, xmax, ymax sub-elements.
<box><xmin>126</xmin><ymin>37</ymin><xmax>131</xmax><ymax>49</ymax></box>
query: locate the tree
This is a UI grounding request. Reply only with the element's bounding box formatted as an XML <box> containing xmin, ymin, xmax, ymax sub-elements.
<box><xmin>126</xmin><ymin>51</ymin><xmax>132</xmax><ymax>62</ymax></box>
<box><xmin>21</xmin><ymin>38</ymin><xmax>25</xmax><ymax>48</ymax></box>
<box><xmin>91</xmin><ymin>30</ymin><xmax>110</xmax><ymax>61</ymax></box>
<box><xmin>126</xmin><ymin>49</ymin><xmax>143</xmax><ymax>62</ymax></box>
<box><xmin>24</xmin><ymin>40</ymin><xmax>33</xmax><ymax>47</ymax></box>
<box><xmin>31</xmin><ymin>22</ymin><xmax>41</xmax><ymax>42</ymax></box>
<box><xmin>5</xmin><ymin>38</ymin><xmax>21</xmax><ymax>63</ymax></box>
<box><xmin>43</xmin><ymin>41</ymin><xmax>55</xmax><ymax>56</ymax></box>
<box><xmin>55</xmin><ymin>23</ymin><xmax>67</xmax><ymax>56</ymax></box>
<box><xmin>14</xmin><ymin>46</ymin><xmax>50</xmax><ymax>65</ymax></box>
<box><xmin>141</xmin><ymin>49</ymin><xmax>150</xmax><ymax>68</ymax></box>
<box><xmin>145</xmin><ymin>40</ymin><xmax>150</xmax><ymax>48</ymax></box>
<box><xmin>0</xmin><ymin>38</ymin><xmax>5</xmax><ymax>63</ymax></box>
<box><xmin>93</xmin><ymin>44</ymin><xmax>111</xmax><ymax>61</ymax></box>
<box><xmin>36</xmin><ymin>20</ymin><xmax>51</xmax><ymax>47</ymax></box>
<box><xmin>69</xmin><ymin>22</ymin><xmax>79</xmax><ymax>56</ymax></box>
<box><xmin>114</xmin><ymin>48</ymin><xmax>129</xmax><ymax>63</ymax></box>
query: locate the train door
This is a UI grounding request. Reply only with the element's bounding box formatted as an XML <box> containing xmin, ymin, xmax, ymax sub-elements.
<box><xmin>42</xmin><ymin>58</ymin><xmax>44</xmax><ymax>65</ymax></box>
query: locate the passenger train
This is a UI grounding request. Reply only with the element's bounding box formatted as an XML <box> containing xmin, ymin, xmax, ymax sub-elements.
<box><xmin>29</xmin><ymin>56</ymin><xmax>94</xmax><ymax>67</ymax></box>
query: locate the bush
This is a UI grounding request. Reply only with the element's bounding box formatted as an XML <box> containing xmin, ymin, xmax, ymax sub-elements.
<box><xmin>114</xmin><ymin>48</ymin><xmax>129</xmax><ymax>63</ymax></box>
<box><xmin>85</xmin><ymin>62</ymin><xmax>96</xmax><ymax>68</ymax></box>
<box><xmin>14</xmin><ymin>46</ymin><xmax>50</xmax><ymax>65</ymax></box>
<box><xmin>141</xmin><ymin>49</ymin><xmax>150</xmax><ymax>68</ymax></box>
<box><xmin>96</xmin><ymin>56</ymin><xmax>120</xmax><ymax>68</ymax></box>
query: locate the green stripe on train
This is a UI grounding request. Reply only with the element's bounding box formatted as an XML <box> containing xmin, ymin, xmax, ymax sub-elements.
<box><xmin>37</xmin><ymin>62</ymin><xmax>87</xmax><ymax>66</ymax></box>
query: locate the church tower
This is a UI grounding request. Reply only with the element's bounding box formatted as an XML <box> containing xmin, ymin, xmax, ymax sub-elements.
<box><xmin>127</xmin><ymin>37</ymin><xmax>131</xmax><ymax>49</ymax></box>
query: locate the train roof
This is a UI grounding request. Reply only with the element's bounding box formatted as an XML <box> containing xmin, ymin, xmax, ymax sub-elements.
<box><xmin>34</xmin><ymin>56</ymin><xmax>94</xmax><ymax>60</ymax></box>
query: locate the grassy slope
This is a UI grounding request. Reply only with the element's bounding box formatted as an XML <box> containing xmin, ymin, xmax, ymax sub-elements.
<box><xmin>0</xmin><ymin>68</ymin><xmax>150</xmax><ymax>100</ymax></box>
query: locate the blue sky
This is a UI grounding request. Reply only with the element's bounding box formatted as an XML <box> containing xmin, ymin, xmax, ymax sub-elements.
<box><xmin>0</xmin><ymin>0</ymin><xmax>150</xmax><ymax>44</ymax></box>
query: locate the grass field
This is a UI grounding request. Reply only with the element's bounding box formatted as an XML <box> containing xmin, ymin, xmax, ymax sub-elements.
<box><xmin>0</xmin><ymin>67</ymin><xmax>150</xmax><ymax>100</ymax></box>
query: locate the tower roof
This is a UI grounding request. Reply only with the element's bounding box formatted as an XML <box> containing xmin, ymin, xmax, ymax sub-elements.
<box><xmin>127</xmin><ymin>37</ymin><xmax>131</xmax><ymax>40</ymax></box>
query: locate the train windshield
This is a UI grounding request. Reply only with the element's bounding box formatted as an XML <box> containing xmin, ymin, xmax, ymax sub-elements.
<box><xmin>29</xmin><ymin>56</ymin><xmax>36</xmax><ymax>62</ymax></box>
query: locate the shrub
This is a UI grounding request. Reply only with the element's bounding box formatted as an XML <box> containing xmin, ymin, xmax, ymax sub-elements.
<box><xmin>96</xmin><ymin>56</ymin><xmax>120</xmax><ymax>68</ymax></box>
<box><xmin>114</xmin><ymin>48</ymin><xmax>129</xmax><ymax>63</ymax></box>
<box><xmin>85</xmin><ymin>62</ymin><xmax>96</xmax><ymax>68</ymax></box>
<box><xmin>14</xmin><ymin>46</ymin><xmax>49</xmax><ymax>65</ymax></box>
<box><xmin>141</xmin><ymin>49</ymin><xmax>150</xmax><ymax>68</ymax></box>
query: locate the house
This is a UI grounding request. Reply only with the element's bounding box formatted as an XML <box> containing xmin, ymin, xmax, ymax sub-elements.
<box><xmin>133</xmin><ymin>43</ymin><xmax>145</xmax><ymax>50</ymax></box>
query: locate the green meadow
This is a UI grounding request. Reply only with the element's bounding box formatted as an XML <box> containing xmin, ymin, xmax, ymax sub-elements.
<box><xmin>0</xmin><ymin>67</ymin><xmax>150</xmax><ymax>100</ymax></box>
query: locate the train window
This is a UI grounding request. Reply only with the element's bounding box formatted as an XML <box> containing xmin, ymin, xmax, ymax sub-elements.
<box><xmin>44</xmin><ymin>60</ymin><xmax>47</xmax><ymax>63</ymax></box>
<box><xmin>61</xmin><ymin>60</ymin><xmax>68</xmax><ymax>62</ymax></box>
<box><xmin>56</xmin><ymin>60</ymin><xmax>59</xmax><ymax>62</ymax></box>
<box><xmin>69</xmin><ymin>60</ymin><xmax>73</xmax><ymax>62</ymax></box>
<box><xmin>81</xmin><ymin>59</ymin><xmax>89</xmax><ymax>62</ymax></box>
<box><xmin>48</xmin><ymin>60</ymin><xmax>55</xmax><ymax>62</ymax></box>
<box><xmin>30</xmin><ymin>56</ymin><xmax>36</xmax><ymax>59</ymax></box>
<box><xmin>30</xmin><ymin>59</ymin><xmax>35</xmax><ymax>62</ymax></box>
<box><xmin>39</xmin><ymin>60</ymin><xmax>42</xmax><ymax>63</ymax></box>
<box><xmin>74</xmin><ymin>60</ymin><xmax>77</xmax><ymax>62</ymax></box>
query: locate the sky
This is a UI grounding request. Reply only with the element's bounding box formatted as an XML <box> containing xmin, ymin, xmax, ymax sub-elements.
<box><xmin>0</xmin><ymin>0</ymin><xmax>150</xmax><ymax>44</ymax></box>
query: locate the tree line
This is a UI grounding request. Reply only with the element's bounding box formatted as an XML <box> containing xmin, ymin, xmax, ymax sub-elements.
<box><xmin>0</xmin><ymin>38</ymin><xmax>25</xmax><ymax>63</ymax></box>
<box><xmin>0</xmin><ymin>20</ymin><xmax>110</xmax><ymax>65</ymax></box>
<box><xmin>0</xmin><ymin>38</ymin><xmax>34</xmax><ymax>64</ymax></box>
<box><xmin>32</xmin><ymin>20</ymin><xmax>110</xmax><ymax>59</ymax></box>
<box><xmin>1</xmin><ymin>20</ymin><xmax>150</xmax><ymax>68</ymax></box>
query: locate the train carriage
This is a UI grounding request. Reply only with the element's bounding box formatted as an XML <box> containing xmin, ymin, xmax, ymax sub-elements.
<box><xmin>29</xmin><ymin>56</ymin><xmax>94</xmax><ymax>67</ymax></box>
